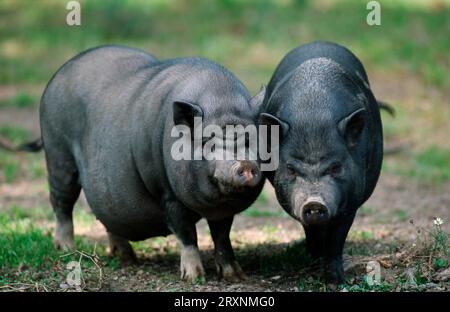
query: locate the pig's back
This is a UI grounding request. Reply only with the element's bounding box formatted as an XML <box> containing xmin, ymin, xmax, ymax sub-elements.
<box><xmin>40</xmin><ymin>45</ymin><xmax>159</xmax><ymax>142</ymax></box>
<box><xmin>267</xmin><ymin>41</ymin><xmax>369</xmax><ymax>97</ymax></box>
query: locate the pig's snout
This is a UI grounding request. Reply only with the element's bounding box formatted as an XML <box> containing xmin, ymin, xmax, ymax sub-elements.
<box><xmin>301</xmin><ymin>199</ymin><xmax>330</xmax><ymax>226</ymax></box>
<box><xmin>232</xmin><ymin>161</ymin><xmax>261</xmax><ymax>188</ymax></box>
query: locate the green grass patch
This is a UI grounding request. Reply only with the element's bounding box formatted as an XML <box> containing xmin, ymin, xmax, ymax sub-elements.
<box><xmin>433</xmin><ymin>257</ymin><xmax>447</xmax><ymax>270</ymax></box>
<box><xmin>383</xmin><ymin>146</ymin><xmax>450</xmax><ymax>184</ymax></box>
<box><xmin>0</xmin><ymin>92</ymin><xmax>36</xmax><ymax>108</ymax></box>
<box><xmin>297</xmin><ymin>276</ymin><xmax>324</xmax><ymax>291</ymax></box>
<box><xmin>344</xmin><ymin>280</ymin><xmax>394</xmax><ymax>292</ymax></box>
<box><xmin>413</xmin><ymin>146</ymin><xmax>450</xmax><ymax>182</ymax></box>
<box><xmin>242</xmin><ymin>206</ymin><xmax>285</xmax><ymax>218</ymax></box>
<box><xmin>349</xmin><ymin>230</ymin><xmax>374</xmax><ymax>241</ymax></box>
<box><xmin>256</xmin><ymin>189</ymin><xmax>269</xmax><ymax>204</ymax></box>
<box><xmin>0</xmin><ymin>214</ymin><xmax>57</xmax><ymax>268</ymax></box>
<box><xmin>0</xmin><ymin>127</ymin><xmax>45</xmax><ymax>182</ymax></box>
<box><xmin>2</xmin><ymin>161</ymin><xmax>19</xmax><ymax>183</ymax></box>
<box><xmin>357</xmin><ymin>205</ymin><xmax>375</xmax><ymax>217</ymax></box>
<box><xmin>0</xmin><ymin>125</ymin><xmax>29</xmax><ymax>145</ymax></box>
<box><xmin>131</xmin><ymin>236</ymin><xmax>169</xmax><ymax>254</ymax></box>
<box><xmin>393</xmin><ymin>209</ymin><xmax>408</xmax><ymax>222</ymax></box>
<box><xmin>6</xmin><ymin>204</ymin><xmax>53</xmax><ymax>221</ymax></box>
<box><xmin>0</xmin><ymin>210</ymin><xmax>108</xmax><ymax>270</ymax></box>
<box><xmin>0</xmin><ymin>0</ymin><xmax>448</xmax><ymax>91</ymax></box>
<box><xmin>73</xmin><ymin>208</ymin><xmax>97</xmax><ymax>226</ymax></box>
<box><xmin>0</xmin><ymin>151</ymin><xmax>45</xmax><ymax>183</ymax></box>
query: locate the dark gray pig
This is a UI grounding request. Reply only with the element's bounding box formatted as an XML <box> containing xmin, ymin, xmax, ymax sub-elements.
<box><xmin>260</xmin><ymin>41</ymin><xmax>383</xmax><ymax>283</ymax></box>
<box><xmin>32</xmin><ymin>45</ymin><xmax>266</xmax><ymax>282</ymax></box>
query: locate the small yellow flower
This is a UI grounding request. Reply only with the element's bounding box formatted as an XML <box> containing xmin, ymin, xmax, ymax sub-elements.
<box><xmin>433</xmin><ymin>217</ymin><xmax>444</xmax><ymax>226</ymax></box>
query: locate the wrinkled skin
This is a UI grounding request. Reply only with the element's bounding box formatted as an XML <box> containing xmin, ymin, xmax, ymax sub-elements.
<box><xmin>40</xmin><ymin>45</ymin><xmax>265</xmax><ymax>282</ymax></box>
<box><xmin>260</xmin><ymin>41</ymin><xmax>383</xmax><ymax>284</ymax></box>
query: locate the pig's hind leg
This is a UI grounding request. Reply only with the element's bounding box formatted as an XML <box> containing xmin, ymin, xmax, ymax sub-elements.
<box><xmin>107</xmin><ymin>232</ymin><xmax>137</xmax><ymax>265</ymax></box>
<box><xmin>208</xmin><ymin>217</ymin><xmax>247</xmax><ymax>282</ymax></box>
<box><xmin>46</xmin><ymin>148</ymin><xmax>81</xmax><ymax>251</ymax></box>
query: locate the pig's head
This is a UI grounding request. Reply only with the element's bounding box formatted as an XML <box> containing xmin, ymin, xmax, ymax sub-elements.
<box><xmin>166</xmin><ymin>68</ymin><xmax>266</xmax><ymax>218</ymax></box>
<box><xmin>260</xmin><ymin>58</ymin><xmax>370</xmax><ymax>226</ymax></box>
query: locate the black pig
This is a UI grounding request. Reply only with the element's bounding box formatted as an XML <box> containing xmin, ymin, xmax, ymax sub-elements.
<box><xmin>34</xmin><ymin>45</ymin><xmax>266</xmax><ymax>282</ymax></box>
<box><xmin>260</xmin><ymin>41</ymin><xmax>383</xmax><ymax>283</ymax></box>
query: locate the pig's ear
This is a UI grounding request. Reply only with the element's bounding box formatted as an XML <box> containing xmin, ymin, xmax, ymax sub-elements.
<box><xmin>173</xmin><ymin>101</ymin><xmax>204</xmax><ymax>128</ymax></box>
<box><xmin>338</xmin><ymin>108</ymin><xmax>366</xmax><ymax>147</ymax></box>
<box><xmin>259</xmin><ymin>113</ymin><xmax>289</xmax><ymax>139</ymax></box>
<box><xmin>249</xmin><ymin>85</ymin><xmax>267</xmax><ymax>108</ymax></box>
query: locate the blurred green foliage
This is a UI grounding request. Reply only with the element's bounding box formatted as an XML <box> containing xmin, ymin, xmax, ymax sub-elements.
<box><xmin>0</xmin><ymin>0</ymin><xmax>448</xmax><ymax>91</ymax></box>
<box><xmin>0</xmin><ymin>92</ymin><xmax>36</xmax><ymax>108</ymax></box>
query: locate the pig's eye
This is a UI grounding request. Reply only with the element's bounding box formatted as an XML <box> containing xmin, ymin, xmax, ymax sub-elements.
<box><xmin>327</xmin><ymin>163</ymin><xmax>342</xmax><ymax>177</ymax></box>
<box><xmin>286</xmin><ymin>165</ymin><xmax>296</xmax><ymax>179</ymax></box>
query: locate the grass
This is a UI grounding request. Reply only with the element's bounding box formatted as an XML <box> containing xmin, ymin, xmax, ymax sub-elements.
<box><xmin>393</xmin><ymin>209</ymin><xmax>408</xmax><ymax>222</ymax></box>
<box><xmin>413</xmin><ymin>147</ymin><xmax>450</xmax><ymax>182</ymax></box>
<box><xmin>0</xmin><ymin>150</ymin><xmax>46</xmax><ymax>183</ymax></box>
<box><xmin>0</xmin><ymin>125</ymin><xmax>45</xmax><ymax>182</ymax></box>
<box><xmin>0</xmin><ymin>92</ymin><xmax>36</xmax><ymax>109</ymax></box>
<box><xmin>2</xmin><ymin>161</ymin><xmax>19</xmax><ymax>183</ymax></box>
<box><xmin>383</xmin><ymin>146</ymin><xmax>450</xmax><ymax>185</ymax></box>
<box><xmin>0</xmin><ymin>0</ymin><xmax>449</xmax><ymax>90</ymax></box>
<box><xmin>0</xmin><ymin>205</ymin><xmax>119</xmax><ymax>291</ymax></box>
<box><xmin>243</xmin><ymin>188</ymin><xmax>286</xmax><ymax>217</ymax></box>
<box><xmin>0</xmin><ymin>214</ymin><xmax>57</xmax><ymax>268</ymax></box>
<box><xmin>0</xmin><ymin>125</ymin><xmax>29</xmax><ymax>145</ymax></box>
<box><xmin>357</xmin><ymin>205</ymin><xmax>375</xmax><ymax>217</ymax></box>
<box><xmin>349</xmin><ymin>230</ymin><xmax>374</xmax><ymax>241</ymax></box>
<box><xmin>131</xmin><ymin>236</ymin><xmax>172</xmax><ymax>254</ymax></box>
<box><xmin>0</xmin><ymin>208</ymin><xmax>103</xmax><ymax>270</ymax></box>
<box><xmin>7</xmin><ymin>204</ymin><xmax>53</xmax><ymax>221</ymax></box>
<box><xmin>343</xmin><ymin>281</ymin><xmax>394</xmax><ymax>292</ymax></box>
<box><xmin>73</xmin><ymin>208</ymin><xmax>97</xmax><ymax>227</ymax></box>
<box><xmin>0</xmin><ymin>126</ymin><xmax>30</xmax><ymax>183</ymax></box>
<box><xmin>0</xmin><ymin>202</ymin><xmax>448</xmax><ymax>291</ymax></box>
<box><xmin>242</xmin><ymin>206</ymin><xmax>285</xmax><ymax>218</ymax></box>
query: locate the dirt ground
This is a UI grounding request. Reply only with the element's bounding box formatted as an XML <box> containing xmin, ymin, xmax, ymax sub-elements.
<box><xmin>0</xmin><ymin>171</ymin><xmax>449</xmax><ymax>291</ymax></box>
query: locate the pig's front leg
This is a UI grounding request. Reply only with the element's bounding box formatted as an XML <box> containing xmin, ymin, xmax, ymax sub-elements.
<box><xmin>304</xmin><ymin>214</ymin><xmax>354</xmax><ymax>285</ymax></box>
<box><xmin>325</xmin><ymin>213</ymin><xmax>356</xmax><ymax>285</ymax></box>
<box><xmin>208</xmin><ymin>217</ymin><xmax>247</xmax><ymax>282</ymax></box>
<box><xmin>304</xmin><ymin>226</ymin><xmax>327</xmax><ymax>259</ymax></box>
<box><xmin>165</xmin><ymin>200</ymin><xmax>205</xmax><ymax>283</ymax></box>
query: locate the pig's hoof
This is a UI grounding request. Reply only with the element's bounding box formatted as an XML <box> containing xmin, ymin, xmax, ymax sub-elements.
<box><xmin>216</xmin><ymin>260</ymin><xmax>247</xmax><ymax>282</ymax></box>
<box><xmin>324</xmin><ymin>269</ymin><xmax>347</xmax><ymax>285</ymax></box>
<box><xmin>54</xmin><ymin>237</ymin><xmax>75</xmax><ymax>251</ymax></box>
<box><xmin>111</xmin><ymin>249</ymin><xmax>138</xmax><ymax>266</ymax></box>
<box><xmin>326</xmin><ymin>276</ymin><xmax>347</xmax><ymax>286</ymax></box>
<box><xmin>108</xmin><ymin>233</ymin><xmax>138</xmax><ymax>265</ymax></box>
<box><xmin>180</xmin><ymin>246</ymin><xmax>205</xmax><ymax>283</ymax></box>
<box><xmin>54</xmin><ymin>222</ymin><xmax>75</xmax><ymax>251</ymax></box>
